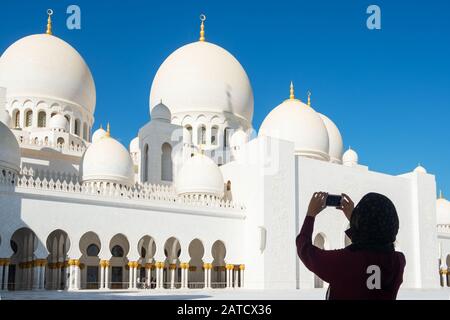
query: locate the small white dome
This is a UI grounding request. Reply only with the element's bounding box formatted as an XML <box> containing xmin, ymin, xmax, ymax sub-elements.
<box><xmin>81</xmin><ymin>134</ymin><xmax>134</xmax><ymax>186</ymax></box>
<box><xmin>0</xmin><ymin>110</ymin><xmax>11</xmax><ymax>126</ymax></box>
<box><xmin>92</xmin><ymin>127</ymin><xmax>107</xmax><ymax>143</ymax></box>
<box><xmin>150</xmin><ymin>41</ymin><xmax>254</xmax><ymax>123</ymax></box>
<box><xmin>0</xmin><ymin>34</ymin><xmax>96</xmax><ymax>114</ymax></box>
<box><xmin>176</xmin><ymin>153</ymin><xmax>224</xmax><ymax>198</ymax></box>
<box><xmin>0</xmin><ymin>121</ymin><xmax>20</xmax><ymax>173</ymax></box>
<box><xmin>414</xmin><ymin>164</ymin><xmax>427</xmax><ymax>174</ymax></box>
<box><xmin>343</xmin><ymin>147</ymin><xmax>358</xmax><ymax>166</ymax></box>
<box><xmin>319</xmin><ymin>113</ymin><xmax>343</xmax><ymax>163</ymax></box>
<box><xmin>49</xmin><ymin>114</ymin><xmax>68</xmax><ymax>132</ymax></box>
<box><xmin>151</xmin><ymin>102</ymin><xmax>171</xmax><ymax>122</ymax></box>
<box><xmin>259</xmin><ymin>98</ymin><xmax>329</xmax><ymax>160</ymax></box>
<box><xmin>129</xmin><ymin>137</ymin><xmax>139</xmax><ymax>153</ymax></box>
<box><xmin>436</xmin><ymin>194</ymin><xmax>450</xmax><ymax>225</ymax></box>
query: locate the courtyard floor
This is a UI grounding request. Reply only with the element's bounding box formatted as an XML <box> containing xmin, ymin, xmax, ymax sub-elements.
<box><xmin>1</xmin><ymin>288</ymin><xmax>449</xmax><ymax>300</ymax></box>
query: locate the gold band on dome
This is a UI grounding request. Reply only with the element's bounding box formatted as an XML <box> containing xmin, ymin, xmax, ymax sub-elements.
<box><xmin>46</xmin><ymin>9</ymin><xmax>53</xmax><ymax>35</ymax></box>
<box><xmin>199</xmin><ymin>14</ymin><xmax>206</xmax><ymax>42</ymax></box>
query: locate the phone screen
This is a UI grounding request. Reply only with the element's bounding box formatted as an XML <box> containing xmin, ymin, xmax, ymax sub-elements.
<box><xmin>326</xmin><ymin>194</ymin><xmax>342</xmax><ymax>207</ymax></box>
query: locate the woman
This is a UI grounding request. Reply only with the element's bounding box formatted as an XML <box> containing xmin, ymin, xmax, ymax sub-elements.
<box><xmin>296</xmin><ymin>192</ymin><xmax>406</xmax><ymax>300</ymax></box>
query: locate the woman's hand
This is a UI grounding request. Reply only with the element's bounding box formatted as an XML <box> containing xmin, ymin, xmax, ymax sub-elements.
<box><xmin>307</xmin><ymin>192</ymin><xmax>328</xmax><ymax>217</ymax></box>
<box><xmin>337</xmin><ymin>193</ymin><xmax>354</xmax><ymax>221</ymax></box>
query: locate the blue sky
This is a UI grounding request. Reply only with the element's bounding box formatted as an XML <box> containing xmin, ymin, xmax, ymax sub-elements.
<box><xmin>1</xmin><ymin>0</ymin><xmax>449</xmax><ymax>196</ymax></box>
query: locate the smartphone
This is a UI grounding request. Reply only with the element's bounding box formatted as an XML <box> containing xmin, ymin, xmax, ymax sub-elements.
<box><xmin>326</xmin><ymin>194</ymin><xmax>342</xmax><ymax>207</ymax></box>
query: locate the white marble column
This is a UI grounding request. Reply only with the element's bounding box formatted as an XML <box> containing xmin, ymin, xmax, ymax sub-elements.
<box><xmin>146</xmin><ymin>265</ymin><xmax>151</xmax><ymax>288</ymax></box>
<box><xmin>0</xmin><ymin>263</ymin><xmax>4</xmax><ymax>290</ymax></box>
<box><xmin>39</xmin><ymin>263</ymin><xmax>46</xmax><ymax>290</ymax></box>
<box><xmin>181</xmin><ymin>263</ymin><xmax>189</xmax><ymax>289</ymax></box>
<box><xmin>203</xmin><ymin>263</ymin><xmax>209</xmax><ymax>289</ymax></box>
<box><xmin>68</xmin><ymin>259</ymin><xmax>81</xmax><ymax>290</ymax></box>
<box><xmin>208</xmin><ymin>264</ymin><xmax>212</xmax><ymax>288</ymax></box>
<box><xmin>134</xmin><ymin>263</ymin><xmax>139</xmax><ymax>289</ymax></box>
<box><xmin>239</xmin><ymin>265</ymin><xmax>245</xmax><ymax>288</ymax></box>
<box><xmin>128</xmin><ymin>262</ymin><xmax>133</xmax><ymax>289</ymax></box>
<box><xmin>226</xmin><ymin>264</ymin><xmax>231</xmax><ymax>288</ymax></box>
<box><xmin>28</xmin><ymin>262</ymin><xmax>34</xmax><ymax>290</ymax></box>
<box><xmin>99</xmin><ymin>260</ymin><xmax>105</xmax><ymax>289</ymax></box>
<box><xmin>439</xmin><ymin>260</ymin><xmax>446</xmax><ymax>287</ymax></box>
<box><xmin>3</xmin><ymin>262</ymin><xmax>9</xmax><ymax>290</ymax></box>
<box><xmin>170</xmin><ymin>264</ymin><xmax>176</xmax><ymax>289</ymax></box>
<box><xmin>104</xmin><ymin>262</ymin><xmax>110</xmax><ymax>289</ymax></box>
<box><xmin>180</xmin><ymin>263</ymin><xmax>185</xmax><ymax>289</ymax></box>
<box><xmin>56</xmin><ymin>262</ymin><xmax>63</xmax><ymax>290</ymax></box>
<box><xmin>155</xmin><ymin>262</ymin><xmax>162</xmax><ymax>289</ymax></box>
<box><xmin>67</xmin><ymin>264</ymin><xmax>73</xmax><ymax>290</ymax></box>
<box><xmin>64</xmin><ymin>263</ymin><xmax>70</xmax><ymax>290</ymax></box>
<box><xmin>32</xmin><ymin>261</ymin><xmax>40</xmax><ymax>290</ymax></box>
<box><xmin>185</xmin><ymin>264</ymin><xmax>190</xmax><ymax>288</ymax></box>
<box><xmin>76</xmin><ymin>262</ymin><xmax>81</xmax><ymax>290</ymax></box>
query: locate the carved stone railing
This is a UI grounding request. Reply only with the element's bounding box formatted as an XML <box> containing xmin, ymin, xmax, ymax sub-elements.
<box><xmin>0</xmin><ymin>170</ymin><xmax>245</xmax><ymax>211</ymax></box>
<box><xmin>14</xmin><ymin>133</ymin><xmax>87</xmax><ymax>154</ymax></box>
<box><xmin>21</xmin><ymin>166</ymin><xmax>80</xmax><ymax>184</ymax></box>
<box><xmin>437</xmin><ymin>224</ymin><xmax>450</xmax><ymax>234</ymax></box>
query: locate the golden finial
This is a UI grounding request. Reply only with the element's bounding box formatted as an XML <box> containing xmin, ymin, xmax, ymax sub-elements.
<box><xmin>289</xmin><ymin>81</ymin><xmax>295</xmax><ymax>100</ymax></box>
<box><xmin>105</xmin><ymin>122</ymin><xmax>111</xmax><ymax>137</ymax></box>
<box><xmin>46</xmin><ymin>9</ymin><xmax>53</xmax><ymax>35</ymax></box>
<box><xmin>199</xmin><ymin>14</ymin><xmax>206</xmax><ymax>42</ymax></box>
<box><xmin>439</xmin><ymin>190</ymin><xmax>444</xmax><ymax>199</ymax></box>
<box><xmin>307</xmin><ymin>90</ymin><xmax>312</xmax><ymax>107</ymax></box>
<box><xmin>100</xmin><ymin>124</ymin><xmax>103</xmax><ymax>130</ymax></box>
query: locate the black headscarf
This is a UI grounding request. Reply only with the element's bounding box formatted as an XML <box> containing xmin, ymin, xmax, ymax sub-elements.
<box><xmin>347</xmin><ymin>192</ymin><xmax>399</xmax><ymax>252</ymax></box>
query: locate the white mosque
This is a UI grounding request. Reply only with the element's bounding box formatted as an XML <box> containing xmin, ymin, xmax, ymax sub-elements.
<box><xmin>0</xmin><ymin>11</ymin><xmax>449</xmax><ymax>293</ymax></box>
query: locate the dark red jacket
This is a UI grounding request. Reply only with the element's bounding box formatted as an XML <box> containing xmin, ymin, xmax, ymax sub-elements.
<box><xmin>296</xmin><ymin>216</ymin><xmax>406</xmax><ymax>300</ymax></box>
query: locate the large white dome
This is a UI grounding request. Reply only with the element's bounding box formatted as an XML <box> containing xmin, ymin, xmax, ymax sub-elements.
<box><xmin>319</xmin><ymin>113</ymin><xmax>343</xmax><ymax>163</ymax></box>
<box><xmin>437</xmin><ymin>193</ymin><xmax>450</xmax><ymax>225</ymax></box>
<box><xmin>259</xmin><ymin>98</ymin><xmax>330</xmax><ymax>160</ymax></box>
<box><xmin>149</xmin><ymin>41</ymin><xmax>254</xmax><ymax>123</ymax></box>
<box><xmin>0</xmin><ymin>121</ymin><xmax>20</xmax><ymax>173</ymax></box>
<box><xmin>81</xmin><ymin>134</ymin><xmax>134</xmax><ymax>186</ymax></box>
<box><xmin>0</xmin><ymin>34</ymin><xmax>96</xmax><ymax>114</ymax></box>
<box><xmin>176</xmin><ymin>154</ymin><xmax>224</xmax><ymax>198</ymax></box>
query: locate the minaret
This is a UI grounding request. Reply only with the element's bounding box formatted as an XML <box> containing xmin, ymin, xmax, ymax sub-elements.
<box><xmin>46</xmin><ymin>9</ymin><xmax>53</xmax><ymax>35</ymax></box>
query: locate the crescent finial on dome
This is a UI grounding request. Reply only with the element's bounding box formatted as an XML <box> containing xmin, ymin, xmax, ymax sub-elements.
<box><xmin>307</xmin><ymin>90</ymin><xmax>312</xmax><ymax>106</ymax></box>
<box><xmin>46</xmin><ymin>9</ymin><xmax>54</xmax><ymax>35</ymax></box>
<box><xmin>199</xmin><ymin>14</ymin><xmax>206</xmax><ymax>42</ymax></box>
<box><xmin>290</xmin><ymin>81</ymin><xmax>295</xmax><ymax>100</ymax></box>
